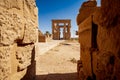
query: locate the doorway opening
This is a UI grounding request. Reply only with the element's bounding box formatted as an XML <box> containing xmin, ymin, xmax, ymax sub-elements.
<box><xmin>92</xmin><ymin>22</ymin><xmax>98</xmax><ymax>49</ymax></box>
<box><xmin>60</xmin><ymin>28</ymin><xmax>64</xmax><ymax>40</ymax></box>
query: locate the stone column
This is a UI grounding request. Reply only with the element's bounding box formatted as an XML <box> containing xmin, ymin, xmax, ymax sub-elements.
<box><xmin>63</xmin><ymin>23</ymin><xmax>66</xmax><ymax>39</ymax></box>
<box><xmin>67</xmin><ymin>22</ymin><xmax>71</xmax><ymax>39</ymax></box>
<box><xmin>52</xmin><ymin>21</ymin><xmax>55</xmax><ymax>39</ymax></box>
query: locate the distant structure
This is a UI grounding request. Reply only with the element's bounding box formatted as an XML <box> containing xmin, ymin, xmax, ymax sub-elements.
<box><xmin>88</xmin><ymin>0</ymin><xmax>96</xmax><ymax>1</ymax></box>
<box><xmin>52</xmin><ymin>19</ymin><xmax>71</xmax><ymax>40</ymax></box>
<box><xmin>38</xmin><ymin>30</ymin><xmax>46</xmax><ymax>42</ymax></box>
<box><xmin>38</xmin><ymin>30</ymin><xmax>52</xmax><ymax>42</ymax></box>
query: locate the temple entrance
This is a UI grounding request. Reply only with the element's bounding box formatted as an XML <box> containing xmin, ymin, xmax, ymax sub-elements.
<box><xmin>52</xmin><ymin>19</ymin><xmax>71</xmax><ymax>40</ymax></box>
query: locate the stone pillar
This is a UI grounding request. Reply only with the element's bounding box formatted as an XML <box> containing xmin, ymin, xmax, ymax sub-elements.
<box><xmin>56</xmin><ymin>23</ymin><xmax>60</xmax><ymax>40</ymax></box>
<box><xmin>52</xmin><ymin>21</ymin><xmax>54</xmax><ymax>39</ymax></box>
<box><xmin>65</xmin><ymin>22</ymin><xmax>71</xmax><ymax>40</ymax></box>
<box><xmin>63</xmin><ymin>23</ymin><xmax>66</xmax><ymax>39</ymax></box>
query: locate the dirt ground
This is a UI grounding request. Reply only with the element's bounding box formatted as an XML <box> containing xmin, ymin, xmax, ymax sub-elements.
<box><xmin>35</xmin><ymin>40</ymin><xmax>80</xmax><ymax>80</ymax></box>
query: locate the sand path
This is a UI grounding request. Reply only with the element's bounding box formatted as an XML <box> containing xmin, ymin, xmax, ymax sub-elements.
<box><xmin>35</xmin><ymin>41</ymin><xmax>80</xmax><ymax>80</ymax></box>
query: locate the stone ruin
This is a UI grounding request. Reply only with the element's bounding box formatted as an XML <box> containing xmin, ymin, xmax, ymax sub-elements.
<box><xmin>52</xmin><ymin>19</ymin><xmax>71</xmax><ymax>40</ymax></box>
<box><xmin>1</xmin><ymin>0</ymin><xmax>120</xmax><ymax>80</ymax></box>
<box><xmin>0</xmin><ymin>0</ymin><xmax>38</xmax><ymax>80</ymax></box>
<box><xmin>38</xmin><ymin>30</ymin><xmax>46</xmax><ymax>42</ymax></box>
<box><xmin>77</xmin><ymin>0</ymin><xmax>120</xmax><ymax>80</ymax></box>
<box><xmin>44</xmin><ymin>32</ymin><xmax>52</xmax><ymax>42</ymax></box>
<box><xmin>38</xmin><ymin>30</ymin><xmax>52</xmax><ymax>42</ymax></box>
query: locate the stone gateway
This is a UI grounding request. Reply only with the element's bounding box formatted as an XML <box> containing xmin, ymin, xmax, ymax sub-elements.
<box><xmin>52</xmin><ymin>19</ymin><xmax>71</xmax><ymax>40</ymax></box>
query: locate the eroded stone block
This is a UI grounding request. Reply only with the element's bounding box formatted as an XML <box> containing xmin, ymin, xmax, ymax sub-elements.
<box><xmin>0</xmin><ymin>7</ymin><xmax>24</xmax><ymax>45</ymax></box>
<box><xmin>0</xmin><ymin>46</ymin><xmax>11</xmax><ymax>80</ymax></box>
<box><xmin>22</xmin><ymin>20</ymin><xmax>37</xmax><ymax>44</ymax></box>
<box><xmin>16</xmin><ymin>44</ymin><xmax>34</xmax><ymax>71</ymax></box>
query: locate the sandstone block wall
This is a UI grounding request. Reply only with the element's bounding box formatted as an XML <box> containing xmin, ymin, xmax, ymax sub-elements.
<box><xmin>0</xmin><ymin>0</ymin><xmax>38</xmax><ymax>80</ymax></box>
<box><xmin>38</xmin><ymin>36</ymin><xmax>46</xmax><ymax>42</ymax></box>
<box><xmin>78</xmin><ymin>16</ymin><xmax>93</xmax><ymax>78</ymax></box>
<box><xmin>77</xmin><ymin>0</ymin><xmax>120</xmax><ymax>80</ymax></box>
<box><xmin>45</xmin><ymin>34</ymin><xmax>52</xmax><ymax>42</ymax></box>
<box><xmin>38</xmin><ymin>30</ymin><xmax>46</xmax><ymax>42</ymax></box>
<box><xmin>77</xmin><ymin>1</ymin><xmax>97</xmax><ymax>25</ymax></box>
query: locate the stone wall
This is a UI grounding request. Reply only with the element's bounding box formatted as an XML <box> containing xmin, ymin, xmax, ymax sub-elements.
<box><xmin>45</xmin><ymin>34</ymin><xmax>52</xmax><ymax>42</ymax></box>
<box><xmin>77</xmin><ymin>0</ymin><xmax>120</xmax><ymax>80</ymax></box>
<box><xmin>0</xmin><ymin>0</ymin><xmax>38</xmax><ymax>80</ymax></box>
<box><xmin>38</xmin><ymin>30</ymin><xmax>46</xmax><ymax>42</ymax></box>
<box><xmin>38</xmin><ymin>36</ymin><xmax>46</xmax><ymax>42</ymax></box>
<box><xmin>77</xmin><ymin>1</ymin><xmax>97</xmax><ymax>25</ymax></box>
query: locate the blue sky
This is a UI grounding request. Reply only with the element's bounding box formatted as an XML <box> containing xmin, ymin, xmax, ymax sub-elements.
<box><xmin>36</xmin><ymin>0</ymin><xmax>101</xmax><ymax>37</ymax></box>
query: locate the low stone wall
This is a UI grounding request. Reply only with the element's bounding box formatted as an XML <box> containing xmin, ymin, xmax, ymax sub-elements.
<box><xmin>38</xmin><ymin>36</ymin><xmax>46</xmax><ymax>42</ymax></box>
<box><xmin>38</xmin><ymin>31</ymin><xmax>52</xmax><ymax>42</ymax></box>
<box><xmin>0</xmin><ymin>0</ymin><xmax>38</xmax><ymax>80</ymax></box>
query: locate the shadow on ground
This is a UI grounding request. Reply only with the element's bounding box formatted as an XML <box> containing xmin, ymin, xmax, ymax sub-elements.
<box><xmin>61</xmin><ymin>43</ymin><xmax>71</xmax><ymax>46</ymax></box>
<box><xmin>35</xmin><ymin>72</ymin><xmax>78</xmax><ymax>80</ymax></box>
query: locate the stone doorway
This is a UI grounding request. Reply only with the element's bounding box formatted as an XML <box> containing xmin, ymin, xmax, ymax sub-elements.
<box><xmin>52</xmin><ymin>19</ymin><xmax>71</xmax><ymax>40</ymax></box>
<box><xmin>92</xmin><ymin>22</ymin><xmax>98</xmax><ymax>48</ymax></box>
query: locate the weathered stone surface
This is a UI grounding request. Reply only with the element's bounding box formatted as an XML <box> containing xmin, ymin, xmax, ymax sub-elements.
<box><xmin>78</xmin><ymin>16</ymin><xmax>92</xmax><ymax>47</ymax></box>
<box><xmin>0</xmin><ymin>7</ymin><xmax>24</xmax><ymax>45</ymax></box>
<box><xmin>16</xmin><ymin>44</ymin><xmax>34</xmax><ymax>71</ymax></box>
<box><xmin>77</xmin><ymin>1</ymin><xmax>97</xmax><ymax>25</ymax></box>
<box><xmin>21</xmin><ymin>46</ymin><xmax>36</xmax><ymax>80</ymax></box>
<box><xmin>77</xmin><ymin>60</ymin><xmax>85</xmax><ymax>80</ymax></box>
<box><xmin>0</xmin><ymin>46</ymin><xmax>11</xmax><ymax>80</ymax></box>
<box><xmin>0</xmin><ymin>0</ymin><xmax>38</xmax><ymax>45</ymax></box>
<box><xmin>22</xmin><ymin>20</ymin><xmax>38</xmax><ymax>44</ymax></box>
<box><xmin>0</xmin><ymin>0</ymin><xmax>23</xmax><ymax>9</ymax></box>
<box><xmin>100</xmin><ymin>0</ymin><xmax>120</xmax><ymax>28</ymax></box>
<box><xmin>80</xmin><ymin>47</ymin><xmax>92</xmax><ymax>77</ymax></box>
<box><xmin>11</xmin><ymin>69</ymin><xmax>27</xmax><ymax>80</ymax></box>
<box><xmin>96</xmin><ymin>51</ymin><xmax>115</xmax><ymax>80</ymax></box>
<box><xmin>77</xmin><ymin>0</ymin><xmax>120</xmax><ymax>80</ymax></box>
<box><xmin>22</xmin><ymin>0</ymin><xmax>38</xmax><ymax>44</ymax></box>
<box><xmin>0</xmin><ymin>0</ymin><xmax>38</xmax><ymax>80</ymax></box>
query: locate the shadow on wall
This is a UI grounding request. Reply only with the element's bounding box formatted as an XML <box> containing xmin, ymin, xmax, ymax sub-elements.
<box><xmin>35</xmin><ymin>72</ymin><xmax>78</xmax><ymax>80</ymax></box>
<box><xmin>21</xmin><ymin>47</ymin><xmax>36</xmax><ymax>80</ymax></box>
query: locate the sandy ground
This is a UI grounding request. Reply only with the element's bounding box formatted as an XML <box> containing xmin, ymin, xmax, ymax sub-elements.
<box><xmin>35</xmin><ymin>40</ymin><xmax>80</xmax><ymax>80</ymax></box>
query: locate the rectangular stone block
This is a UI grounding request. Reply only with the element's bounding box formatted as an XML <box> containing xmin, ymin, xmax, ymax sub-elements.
<box><xmin>16</xmin><ymin>44</ymin><xmax>34</xmax><ymax>71</ymax></box>
<box><xmin>80</xmin><ymin>47</ymin><xmax>92</xmax><ymax>77</ymax></box>
<box><xmin>78</xmin><ymin>16</ymin><xmax>92</xmax><ymax>48</ymax></box>
<box><xmin>38</xmin><ymin>36</ymin><xmax>46</xmax><ymax>42</ymax></box>
<box><xmin>21</xmin><ymin>0</ymin><xmax>38</xmax><ymax>44</ymax></box>
<box><xmin>0</xmin><ymin>0</ymin><xmax>38</xmax><ymax>45</ymax></box>
<box><xmin>0</xmin><ymin>4</ymin><xmax>24</xmax><ymax>45</ymax></box>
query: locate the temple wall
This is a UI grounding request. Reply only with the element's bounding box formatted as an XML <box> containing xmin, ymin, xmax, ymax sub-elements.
<box><xmin>0</xmin><ymin>0</ymin><xmax>38</xmax><ymax>80</ymax></box>
<box><xmin>77</xmin><ymin>0</ymin><xmax>120</xmax><ymax>80</ymax></box>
